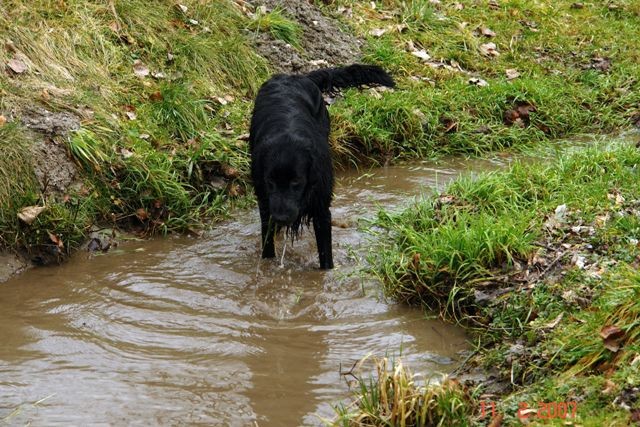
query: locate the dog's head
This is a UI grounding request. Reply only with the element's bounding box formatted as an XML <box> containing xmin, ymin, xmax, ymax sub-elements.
<box><xmin>263</xmin><ymin>150</ymin><xmax>310</xmax><ymax>226</ymax></box>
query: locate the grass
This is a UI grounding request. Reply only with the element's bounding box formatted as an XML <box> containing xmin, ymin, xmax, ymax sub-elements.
<box><xmin>333</xmin><ymin>356</ymin><xmax>474</xmax><ymax>426</ymax></box>
<box><xmin>0</xmin><ymin>0</ymin><xmax>269</xmax><ymax>256</ymax></box>
<box><xmin>349</xmin><ymin>142</ymin><xmax>640</xmax><ymax>425</ymax></box>
<box><xmin>248</xmin><ymin>7</ymin><xmax>302</xmax><ymax>48</ymax></box>
<box><xmin>323</xmin><ymin>0</ymin><xmax>640</xmax><ymax>160</ymax></box>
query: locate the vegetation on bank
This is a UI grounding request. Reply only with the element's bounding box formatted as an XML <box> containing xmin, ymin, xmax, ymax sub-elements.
<box><xmin>340</xmin><ymin>142</ymin><xmax>640</xmax><ymax>425</ymax></box>
<box><xmin>324</xmin><ymin>0</ymin><xmax>640</xmax><ymax>159</ymax></box>
<box><xmin>1</xmin><ymin>0</ymin><xmax>639</xmax><ymax>259</ymax></box>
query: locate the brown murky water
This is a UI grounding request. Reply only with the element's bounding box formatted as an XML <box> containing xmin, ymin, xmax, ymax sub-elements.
<box><xmin>0</xmin><ymin>157</ymin><xmax>508</xmax><ymax>426</ymax></box>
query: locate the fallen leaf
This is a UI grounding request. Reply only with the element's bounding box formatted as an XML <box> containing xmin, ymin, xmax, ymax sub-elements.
<box><xmin>48</xmin><ymin>232</ymin><xmax>64</xmax><ymax>250</ymax></box>
<box><xmin>603</xmin><ymin>379</ymin><xmax>617</xmax><ymax>395</ymax></box>
<box><xmin>221</xmin><ymin>164</ymin><xmax>239</xmax><ymax>179</ymax></box>
<box><xmin>17</xmin><ymin>206</ymin><xmax>46</xmax><ymax>225</ymax></box>
<box><xmin>411</xmin><ymin>49</ymin><xmax>431</xmax><ymax>61</ymax></box>
<box><xmin>176</xmin><ymin>4</ymin><xmax>188</xmax><ymax>13</ymax></box>
<box><xmin>0</xmin><ymin>115</ymin><xmax>6</xmax><ymax>127</ymax></box>
<box><xmin>600</xmin><ymin>325</ymin><xmax>624</xmax><ymax>340</ymax></box>
<box><xmin>7</xmin><ymin>56</ymin><xmax>28</xmax><ymax>74</ymax></box>
<box><xmin>108</xmin><ymin>20</ymin><xmax>120</xmax><ymax>32</ymax></box>
<box><xmin>136</xmin><ymin>208</ymin><xmax>149</xmax><ymax>221</ymax></box>
<box><xmin>468</xmin><ymin>77</ymin><xmax>488</xmax><ymax>87</ymax></box>
<box><xmin>571</xmin><ymin>2</ymin><xmax>584</xmax><ymax>9</ymax></box>
<box><xmin>480</xmin><ymin>42</ymin><xmax>500</xmax><ymax>57</ymax></box>
<box><xmin>474</xmin><ymin>27</ymin><xmax>496</xmax><ymax>37</ymax></box>
<box><xmin>236</xmin><ymin>133</ymin><xmax>250</xmax><ymax>141</ymax></box>
<box><xmin>125</xmin><ymin>111</ymin><xmax>137</xmax><ymax>120</ymax></box>
<box><xmin>369</xmin><ymin>28</ymin><xmax>387</xmax><ymax>37</ymax></box>
<box><xmin>149</xmin><ymin>91</ymin><xmax>163</xmax><ymax>102</ymax></box>
<box><xmin>543</xmin><ymin>312</ymin><xmax>564</xmax><ymax>329</ymax></box>
<box><xmin>151</xmin><ymin>71</ymin><xmax>166</xmax><ymax>79</ymax></box>
<box><xmin>132</xmin><ymin>59</ymin><xmax>149</xmax><ymax>78</ymax></box>
<box><xmin>600</xmin><ymin>325</ymin><xmax>625</xmax><ymax>352</ymax></box>
<box><xmin>486</xmin><ymin>413</ymin><xmax>503</xmax><ymax>427</ymax></box>
<box><xmin>488</xmin><ymin>0</ymin><xmax>500</xmax><ymax>10</ymax></box>
<box><xmin>505</xmin><ymin>68</ymin><xmax>520</xmax><ymax>80</ymax></box>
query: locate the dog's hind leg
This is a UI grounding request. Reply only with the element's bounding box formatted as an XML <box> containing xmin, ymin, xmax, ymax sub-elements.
<box><xmin>259</xmin><ymin>203</ymin><xmax>276</xmax><ymax>259</ymax></box>
<box><xmin>313</xmin><ymin>208</ymin><xmax>333</xmax><ymax>269</ymax></box>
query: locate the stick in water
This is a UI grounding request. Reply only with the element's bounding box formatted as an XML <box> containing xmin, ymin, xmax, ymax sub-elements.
<box><xmin>279</xmin><ymin>242</ymin><xmax>287</xmax><ymax>268</ymax></box>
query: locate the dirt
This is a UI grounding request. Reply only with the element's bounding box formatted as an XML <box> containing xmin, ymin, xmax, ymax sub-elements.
<box><xmin>21</xmin><ymin>107</ymin><xmax>81</xmax><ymax>195</ymax></box>
<box><xmin>248</xmin><ymin>0</ymin><xmax>363</xmax><ymax>73</ymax></box>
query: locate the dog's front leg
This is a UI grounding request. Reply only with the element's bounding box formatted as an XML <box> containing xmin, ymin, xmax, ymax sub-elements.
<box><xmin>259</xmin><ymin>203</ymin><xmax>276</xmax><ymax>258</ymax></box>
<box><xmin>313</xmin><ymin>208</ymin><xmax>333</xmax><ymax>269</ymax></box>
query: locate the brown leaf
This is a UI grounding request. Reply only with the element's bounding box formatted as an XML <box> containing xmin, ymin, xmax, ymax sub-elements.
<box><xmin>132</xmin><ymin>59</ymin><xmax>149</xmax><ymax>78</ymax></box>
<box><xmin>543</xmin><ymin>312</ymin><xmax>564</xmax><ymax>329</ymax></box>
<box><xmin>600</xmin><ymin>325</ymin><xmax>624</xmax><ymax>340</ymax></box>
<box><xmin>136</xmin><ymin>208</ymin><xmax>149</xmax><ymax>221</ymax></box>
<box><xmin>505</xmin><ymin>68</ymin><xmax>520</xmax><ymax>80</ymax></box>
<box><xmin>475</xmin><ymin>27</ymin><xmax>496</xmax><ymax>37</ymax></box>
<box><xmin>600</xmin><ymin>325</ymin><xmax>625</xmax><ymax>352</ymax></box>
<box><xmin>7</xmin><ymin>56</ymin><xmax>28</xmax><ymax>74</ymax></box>
<box><xmin>602</xmin><ymin>379</ymin><xmax>617</xmax><ymax>395</ymax></box>
<box><xmin>149</xmin><ymin>91</ymin><xmax>163</xmax><ymax>102</ymax></box>
<box><xmin>17</xmin><ymin>206</ymin><xmax>46</xmax><ymax>225</ymax></box>
<box><xmin>571</xmin><ymin>2</ymin><xmax>584</xmax><ymax>9</ymax></box>
<box><xmin>0</xmin><ymin>115</ymin><xmax>6</xmax><ymax>127</ymax></box>
<box><xmin>479</xmin><ymin>42</ymin><xmax>500</xmax><ymax>57</ymax></box>
<box><xmin>487</xmin><ymin>413</ymin><xmax>503</xmax><ymax>427</ymax></box>
<box><xmin>221</xmin><ymin>164</ymin><xmax>239</xmax><ymax>179</ymax></box>
<box><xmin>228</xmin><ymin>183</ymin><xmax>244</xmax><ymax>197</ymax></box>
<box><xmin>48</xmin><ymin>232</ymin><xmax>64</xmax><ymax>250</ymax></box>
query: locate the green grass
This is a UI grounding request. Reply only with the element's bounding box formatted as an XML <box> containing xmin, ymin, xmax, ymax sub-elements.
<box><xmin>248</xmin><ymin>7</ymin><xmax>302</xmax><ymax>48</ymax></box>
<box><xmin>355</xmin><ymin>142</ymin><xmax>640</xmax><ymax>425</ymax></box>
<box><xmin>324</xmin><ymin>0</ymin><xmax>640</xmax><ymax>160</ymax></box>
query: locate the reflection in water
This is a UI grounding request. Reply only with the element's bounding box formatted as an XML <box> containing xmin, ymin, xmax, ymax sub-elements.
<box><xmin>0</xmin><ymin>158</ymin><xmax>507</xmax><ymax>425</ymax></box>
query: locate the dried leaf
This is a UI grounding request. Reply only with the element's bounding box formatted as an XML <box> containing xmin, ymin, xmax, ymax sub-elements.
<box><xmin>487</xmin><ymin>413</ymin><xmax>503</xmax><ymax>427</ymax></box>
<box><xmin>176</xmin><ymin>3</ymin><xmax>188</xmax><ymax>13</ymax></box>
<box><xmin>221</xmin><ymin>164</ymin><xmax>239</xmax><ymax>179</ymax></box>
<box><xmin>132</xmin><ymin>59</ymin><xmax>149</xmax><ymax>78</ymax></box>
<box><xmin>411</xmin><ymin>49</ymin><xmax>431</xmax><ymax>61</ymax></box>
<box><xmin>543</xmin><ymin>312</ymin><xmax>564</xmax><ymax>329</ymax></box>
<box><xmin>602</xmin><ymin>379</ymin><xmax>617</xmax><ymax>395</ymax></box>
<box><xmin>7</xmin><ymin>56</ymin><xmax>28</xmax><ymax>74</ymax></box>
<box><xmin>48</xmin><ymin>232</ymin><xmax>64</xmax><ymax>250</ymax></box>
<box><xmin>505</xmin><ymin>68</ymin><xmax>520</xmax><ymax>80</ymax></box>
<box><xmin>600</xmin><ymin>325</ymin><xmax>624</xmax><ymax>340</ymax></box>
<box><xmin>480</xmin><ymin>42</ymin><xmax>500</xmax><ymax>57</ymax></box>
<box><xmin>0</xmin><ymin>115</ymin><xmax>6</xmax><ymax>127</ymax></box>
<box><xmin>136</xmin><ymin>208</ymin><xmax>149</xmax><ymax>221</ymax></box>
<box><xmin>125</xmin><ymin>111</ymin><xmax>137</xmax><ymax>121</ymax></box>
<box><xmin>369</xmin><ymin>28</ymin><xmax>387</xmax><ymax>37</ymax></box>
<box><xmin>468</xmin><ymin>77</ymin><xmax>488</xmax><ymax>87</ymax></box>
<box><xmin>600</xmin><ymin>325</ymin><xmax>625</xmax><ymax>352</ymax></box>
<box><xmin>571</xmin><ymin>2</ymin><xmax>584</xmax><ymax>9</ymax></box>
<box><xmin>17</xmin><ymin>205</ymin><xmax>46</xmax><ymax>225</ymax></box>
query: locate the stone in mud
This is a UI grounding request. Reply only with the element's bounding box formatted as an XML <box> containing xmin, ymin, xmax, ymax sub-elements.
<box><xmin>248</xmin><ymin>0</ymin><xmax>362</xmax><ymax>73</ymax></box>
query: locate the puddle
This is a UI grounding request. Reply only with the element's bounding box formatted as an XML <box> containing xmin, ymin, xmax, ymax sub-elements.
<box><xmin>0</xmin><ymin>156</ymin><xmax>509</xmax><ymax>426</ymax></box>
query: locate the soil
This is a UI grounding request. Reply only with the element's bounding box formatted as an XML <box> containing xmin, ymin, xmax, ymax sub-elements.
<box><xmin>21</xmin><ymin>107</ymin><xmax>81</xmax><ymax>195</ymax></box>
<box><xmin>248</xmin><ymin>0</ymin><xmax>363</xmax><ymax>73</ymax></box>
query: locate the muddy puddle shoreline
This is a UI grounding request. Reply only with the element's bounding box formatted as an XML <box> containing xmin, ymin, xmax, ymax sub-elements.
<box><xmin>0</xmin><ymin>157</ymin><xmax>511</xmax><ymax>426</ymax></box>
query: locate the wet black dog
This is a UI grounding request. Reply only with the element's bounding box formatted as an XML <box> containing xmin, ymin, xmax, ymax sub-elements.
<box><xmin>249</xmin><ymin>64</ymin><xmax>395</xmax><ymax>269</ymax></box>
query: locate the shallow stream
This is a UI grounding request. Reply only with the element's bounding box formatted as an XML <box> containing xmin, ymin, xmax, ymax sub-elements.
<box><xmin>0</xmin><ymin>157</ymin><xmax>509</xmax><ymax>426</ymax></box>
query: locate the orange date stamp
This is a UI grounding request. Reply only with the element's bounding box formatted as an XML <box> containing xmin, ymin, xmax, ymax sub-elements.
<box><xmin>480</xmin><ymin>400</ymin><xmax>578</xmax><ymax>420</ymax></box>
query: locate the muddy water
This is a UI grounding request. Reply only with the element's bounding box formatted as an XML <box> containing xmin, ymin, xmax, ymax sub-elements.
<box><xmin>0</xmin><ymin>157</ymin><xmax>508</xmax><ymax>426</ymax></box>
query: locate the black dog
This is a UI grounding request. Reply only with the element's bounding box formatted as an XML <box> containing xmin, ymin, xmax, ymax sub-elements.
<box><xmin>249</xmin><ymin>64</ymin><xmax>395</xmax><ymax>269</ymax></box>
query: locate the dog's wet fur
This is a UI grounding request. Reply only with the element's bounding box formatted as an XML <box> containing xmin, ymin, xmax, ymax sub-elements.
<box><xmin>250</xmin><ymin>64</ymin><xmax>395</xmax><ymax>269</ymax></box>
